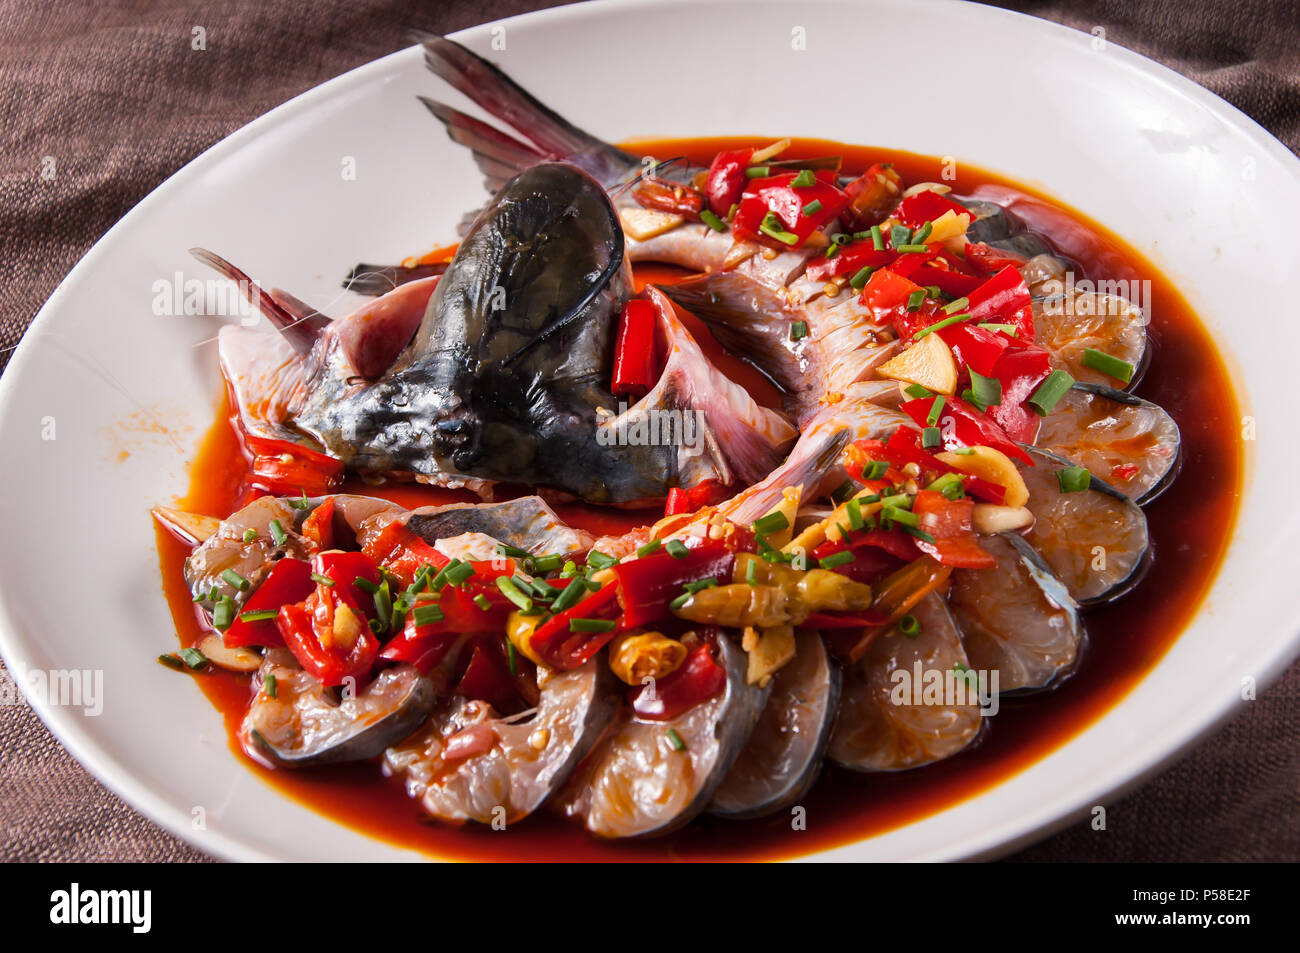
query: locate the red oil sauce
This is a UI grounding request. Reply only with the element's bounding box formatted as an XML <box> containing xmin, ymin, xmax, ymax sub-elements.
<box><xmin>154</xmin><ymin>138</ymin><xmax>1242</xmax><ymax>861</ymax></box>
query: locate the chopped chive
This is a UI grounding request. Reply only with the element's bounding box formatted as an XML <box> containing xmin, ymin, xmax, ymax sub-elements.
<box><xmin>158</xmin><ymin>653</ymin><xmax>184</xmax><ymax>671</ymax></box>
<box><xmin>903</xmin><ymin>383</ymin><xmax>933</xmax><ymax>400</ymax></box>
<box><xmin>550</xmin><ymin>577</ymin><xmax>589</xmax><ymax>614</ymax></box>
<box><xmin>852</xmin><ymin>230</ymin><xmax>872</xmax><ymax>240</ymax></box>
<box><xmin>635</xmin><ymin>539</ymin><xmax>663</xmax><ymax>558</ymax></box>
<box><xmin>849</xmin><ymin>265</ymin><xmax>874</xmax><ymax>290</ymax></box>
<box><xmin>900</xmin><ymin>524</ymin><xmax>936</xmax><ymax>544</ymax></box>
<box><xmin>976</xmin><ymin>322</ymin><xmax>1019</xmax><ymax>336</ymax></box>
<box><xmin>753</xmin><ymin>511</ymin><xmax>790</xmax><ymax>536</ymax></box>
<box><xmin>473</xmin><ymin>593</ymin><xmax>492</xmax><ymax>611</ymax></box>
<box><xmin>895</xmin><ymin>244</ymin><xmax>931</xmax><ymax>253</ymax></box>
<box><xmin>802</xmin><ymin>198</ymin><xmax>824</xmax><ymax>216</ymax></box>
<box><xmin>310</xmin><ymin>572</ymin><xmax>335</xmax><ymax>588</ymax></box>
<box><xmin>926</xmin><ymin>395</ymin><xmax>946</xmax><ymax>426</ymax></box>
<box><xmin>831</xmin><ymin>479</ymin><xmax>860</xmax><ymax>504</ymax></box>
<box><xmin>880</xmin><ymin>493</ymin><xmax>911</xmax><ymax>510</ymax></box>
<box><xmin>912</xmin><ymin>222</ymin><xmax>933</xmax><ymax>243</ymax></box>
<box><xmin>846</xmin><ymin>497</ymin><xmax>864</xmax><ymax>530</ymax></box>
<box><xmin>942</xmin><ymin>297</ymin><xmax>970</xmax><ymax>315</ymax></box>
<box><xmin>212</xmin><ymin>597</ymin><xmax>236</xmax><ymax>631</ymax></box>
<box><xmin>586</xmin><ymin>551</ymin><xmax>618</xmax><ymax>571</ymax></box>
<box><xmin>961</xmin><ymin>387</ymin><xmax>988</xmax><ymax>413</ymax></box>
<box><xmin>819</xmin><ymin>550</ymin><xmax>856</xmax><ymax>569</ymax></box>
<box><xmin>238</xmin><ymin>609</ymin><xmax>278</xmax><ymax>623</ymax></box>
<box><xmin>445</xmin><ymin>561</ymin><xmax>476</xmax><ymax>586</ymax></box>
<box><xmin>496</xmin><ymin>543</ymin><xmax>530</xmax><ymax>559</ymax></box>
<box><xmin>927</xmin><ymin>472</ymin><xmax>966</xmax><ymax>500</ymax></box>
<box><xmin>665</xmin><ymin>539</ymin><xmax>690</xmax><ymax>559</ymax></box>
<box><xmin>924</xmin><ymin>285</ymin><xmax>942</xmax><ymax>298</ymax></box>
<box><xmin>683</xmin><ymin>578</ymin><xmax>719</xmax><ymax>595</ymax></box>
<box><xmin>264</xmin><ymin>674</ymin><xmax>278</xmax><ymax>698</ymax></box>
<box><xmin>883</xmin><ymin>506</ymin><xmax>920</xmax><ymax>527</ymax></box>
<box><xmin>221</xmin><ymin>569</ymin><xmax>250</xmax><ymax>592</ymax></box>
<box><xmin>790</xmin><ymin>169</ymin><xmax>817</xmax><ymax>188</ymax></box>
<box><xmin>969</xmin><ymin>368</ymin><xmax>1003</xmax><ymax>407</ymax></box>
<box><xmin>666</xmin><ymin>727</ymin><xmax>686</xmax><ymax>751</ymax></box>
<box><xmin>496</xmin><ymin>576</ymin><xmax>534</xmax><ymax>612</ymax></box>
<box><xmin>353</xmin><ymin>576</ymin><xmax>380</xmax><ymax>595</ymax></box>
<box><xmin>905</xmin><ymin>290</ymin><xmax>926</xmax><ymax>312</ymax></box>
<box><xmin>178</xmin><ymin>647</ymin><xmax>209</xmax><ymax>671</ymax></box>
<box><xmin>790</xmin><ymin>320</ymin><xmax>809</xmax><ymax>341</ymax></box>
<box><xmin>1057</xmin><ymin>466</ymin><xmax>1091</xmax><ymax>493</ymax></box>
<box><xmin>921</xmin><ymin>427</ymin><xmax>942</xmax><ymax>449</ymax></box>
<box><xmin>745</xmin><ymin>165</ymin><xmax>770</xmax><ymax>178</ymax></box>
<box><xmin>559</xmin><ymin>560</ymin><xmax>579</xmax><ymax>578</ymax></box>
<box><xmin>1081</xmin><ymin>348</ymin><xmax>1134</xmax><ymax>384</ymax></box>
<box><xmin>759</xmin><ymin>211</ymin><xmax>800</xmax><ymax>245</ymax></box>
<box><xmin>288</xmin><ymin>491</ymin><xmax>311</xmax><ymax>510</ymax></box>
<box><xmin>1029</xmin><ymin>369</ymin><xmax>1075</xmax><ymax>416</ymax></box>
<box><xmin>824</xmin><ymin>242</ymin><xmax>840</xmax><ymax>259</ymax></box>
<box><xmin>863</xmin><ymin>459</ymin><xmax>890</xmax><ymax>480</ymax></box>
<box><xmin>831</xmin><ymin>232</ymin><xmax>852</xmax><ymax>246</ymax></box>
<box><xmin>889</xmin><ymin>224</ymin><xmax>912</xmax><ymax>247</ymax></box>
<box><xmin>899</xmin><ymin>614</ymin><xmax>921</xmax><ymax>638</ymax></box>
<box><xmin>505</xmin><ymin>638</ymin><xmax>518</xmax><ymax>675</ymax></box>
<box><xmin>242</xmin><ymin>528</ymin><xmax>258</xmax><ymax>543</ymax></box>
<box><xmin>913</xmin><ymin>313</ymin><xmax>969</xmax><ymax>339</ymax></box>
<box><xmin>569</xmin><ymin>617</ymin><xmax>616</xmax><ymax>633</ymax></box>
<box><xmin>950</xmin><ymin>447</ymin><xmax>975</xmax><ymax>455</ymax></box>
<box><xmin>412</xmin><ymin>603</ymin><xmax>445</xmax><ymax>626</ymax></box>
<box><xmin>699</xmin><ymin>209</ymin><xmax>727</xmax><ymax>232</ymax></box>
<box><xmin>268</xmin><ymin>519</ymin><xmax>288</xmax><ymax>546</ymax></box>
<box><xmin>745</xmin><ymin>559</ymin><xmax>759</xmax><ymax>585</ymax></box>
<box><xmin>532</xmin><ymin>554</ymin><xmax>562</xmax><ymax>573</ymax></box>
<box><xmin>870</xmin><ymin>225</ymin><xmax>884</xmax><ymax>250</ymax></box>
<box><xmin>669</xmin><ymin>591</ymin><xmax>692</xmax><ymax>610</ymax></box>
<box><xmin>374</xmin><ymin>583</ymin><xmax>393</xmax><ymax>629</ymax></box>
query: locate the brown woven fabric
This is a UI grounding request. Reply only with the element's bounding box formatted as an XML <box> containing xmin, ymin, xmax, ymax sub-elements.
<box><xmin>0</xmin><ymin>0</ymin><xmax>1296</xmax><ymax>862</ymax></box>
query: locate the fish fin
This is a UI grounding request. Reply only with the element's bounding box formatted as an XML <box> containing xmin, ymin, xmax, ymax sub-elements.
<box><xmin>417</xmin><ymin>95</ymin><xmax>551</xmax><ymax>194</ymax></box>
<box><xmin>342</xmin><ymin>261</ymin><xmax>449</xmax><ymax>296</ymax></box>
<box><xmin>602</xmin><ymin>288</ymin><xmax>797</xmax><ymax>489</ymax></box>
<box><xmin>189</xmin><ymin>248</ymin><xmax>329</xmax><ymax>352</ymax></box>
<box><xmin>415</xmin><ymin>33</ymin><xmax>639</xmax><ymax>188</ymax></box>
<box><xmin>656</xmin><ymin>273</ymin><xmax>807</xmax><ymax>400</ymax></box>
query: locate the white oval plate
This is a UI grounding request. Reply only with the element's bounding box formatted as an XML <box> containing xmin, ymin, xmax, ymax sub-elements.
<box><xmin>1</xmin><ymin>0</ymin><xmax>1296</xmax><ymax>862</ymax></box>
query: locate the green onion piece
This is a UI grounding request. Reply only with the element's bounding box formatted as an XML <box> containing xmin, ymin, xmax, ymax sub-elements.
<box><xmin>496</xmin><ymin>543</ymin><xmax>530</xmax><ymax>559</ymax></box>
<box><xmin>900</xmin><ymin>524</ymin><xmax>936</xmax><ymax>544</ymax></box>
<box><xmin>753</xmin><ymin>510</ymin><xmax>790</xmax><ymax>536</ymax></box>
<box><xmin>883</xmin><ymin>506</ymin><xmax>920</xmax><ymax>528</ymax></box>
<box><xmin>849</xmin><ymin>265</ymin><xmax>874</xmax><ymax>290</ymax></box>
<box><xmin>158</xmin><ymin>653</ymin><xmax>184</xmax><ymax>671</ymax></box>
<box><xmin>178</xmin><ymin>647</ymin><xmax>209</xmax><ymax>671</ymax></box>
<box><xmin>531</xmin><ymin>554</ymin><xmax>562</xmax><ymax>574</ymax></box>
<box><xmin>683</xmin><ymin>578</ymin><xmax>719</xmax><ymax>594</ymax></box>
<box><xmin>1081</xmin><ymin>348</ymin><xmax>1135</xmax><ymax>384</ymax></box>
<box><xmin>699</xmin><ymin>209</ymin><xmax>727</xmax><ymax>232</ymax></box>
<box><xmin>635</xmin><ymin>539</ymin><xmax>662</xmax><ymax>558</ymax></box>
<box><xmin>895</xmin><ymin>243</ymin><xmax>931</xmax><ymax>253</ymax></box>
<box><xmin>880</xmin><ymin>493</ymin><xmax>911</xmax><ymax>510</ymax></box>
<box><xmin>927</xmin><ymin>472</ymin><xmax>966</xmax><ymax>500</ymax></box>
<box><xmin>790</xmin><ymin>320</ymin><xmax>809</xmax><ymax>341</ymax></box>
<box><xmin>560</xmin><ymin>560</ymin><xmax>579</xmax><ymax>578</ymax></box>
<box><xmin>912</xmin><ymin>222</ymin><xmax>933</xmax><ymax>243</ymax></box>
<box><xmin>921</xmin><ymin>427</ymin><xmax>942</xmax><ymax>449</ymax></box>
<box><xmin>473</xmin><ymin>593</ymin><xmax>492</xmax><ymax>611</ymax></box>
<box><xmin>505</xmin><ymin>639</ymin><xmax>518</xmax><ymax>675</ymax></box>
<box><xmin>745</xmin><ymin>559</ymin><xmax>758</xmax><ymax>585</ymax></box>
<box><xmin>976</xmin><ymin>322</ymin><xmax>1019</xmax><ymax>336</ymax></box>
<box><xmin>551</xmin><ymin>577</ymin><xmax>589</xmax><ymax>614</ymax></box>
<box><xmin>903</xmin><ymin>383</ymin><xmax>933</xmax><ymax>400</ymax></box>
<box><xmin>212</xmin><ymin>597</ymin><xmax>236</xmax><ymax>631</ymax></box>
<box><xmin>904</xmin><ymin>290</ymin><xmax>924</xmax><ymax>312</ymax></box>
<box><xmin>759</xmin><ymin>212</ymin><xmax>800</xmax><ymax>245</ymax></box>
<box><xmin>863</xmin><ymin>460</ymin><xmax>889</xmax><ymax>480</ymax></box>
<box><xmin>268</xmin><ymin>519</ymin><xmax>288</xmax><ymax>546</ymax></box>
<box><xmin>870</xmin><ymin>225</ymin><xmax>884</xmax><ymax>250</ymax></box>
<box><xmin>846</xmin><ymin>497</ymin><xmax>864</xmax><ymax>530</ymax></box>
<box><xmin>669</xmin><ymin>591</ymin><xmax>692</xmax><ymax>610</ymax></box>
<box><xmin>412</xmin><ymin>603</ymin><xmax>445</xmax><ymax>626</ymax></box>
<box><xmin>368</xmin><ymin>618</ymin><xmax>384</xmax><ymax>636</ymax></box>
<box><xmin>831</xmin><ymin>479</ymin><xmax>860</xmax><ymax>503</ymax></box>
<box><xmin>802</xmin><ymin>199</ymin><xmax>824</xmax><ymax>216</ymax></box>
<box><xmin>569</xmin><ymin>617</ymin><xmax>616</xmax><ymax>633</ymax></box>
<box><xmin>913</xmin><ymin>313</ymin><xmax>969</xmax><ymax>339</ymax></box>
<box><xmin>1028</xmin><ymin>369</ymin><xmax>1075</xmax><ymax>416</ymax></box>
<box><xmin>496</xmin><ymin>576</ymin><xmax>534</xmax><ymax>612</ymax></box>
<box><xmin>898</xmin><ymin>614</ymin><xmax>921</xmax><ymax>638</ymax></box>
<box><xmin>926</xmin><ymin>395</ymin><xmax>946</xmax><ymax>426</ymax></box>
<box><xmin>586</xmin><ymin>551</ymin><xmax>618</xmax><ymax>570</ymax></box>
<box><xmin>666</xmin><ymin>727</ymin><xmax>687</xmax><ymax>751</ymax></box>
<box><xmin>288</xmin><ymin>491</ymin><xmax>311</xmax><ymax>510</ymax></box>
<box><xmin>353</xmin><ymin>576</ymin><xmax>380</xmax><ymax>595</ymax></box>
<box><xmin>242</xmin><ymin>528</ymin><xmax>258</xmax><ymax>543</ymax></box>
<box><xmin>1057</xmin><ymin>466</ymin><xmax>1092</xmax><ymax>493</ymax></box>
<box><xmin>238</xmin><ymin>609</ymin><xmax>278</xmax><ymax>623</ymax></box>
<box><xmin>310</xmin><ymin>572</ymin><xmax>335</xmax><ymax>588</ymax></box>
<box><xmin>221</xmin><ymin>569</ymin><xmax>251</xmax><ymax>592</ymax></box>
<box><xmin>790</xmin><ymin>169</ymin><xmax>817</xmax><ymax>188</ymax></box>
<box><xmin>819</xmin><ymin>550</ymin><xmax>856</xmax><ymax>569</ymax></box>
<box><xmin>445</xmin><ymin>561</ymin><xmax>476</xmax><ymax>586</ymax></box>
<box><xmin>745</xmin><ymin>165</ymin><xmax>770</xmax><ymax>178</ymax></box>
<box><xmin>831</xmin><ymin>232</ymin><xmax>852</xmax><ymax>246</ymax></box>
<box><xmin>852</xmin><ymin>230</ymin><xmax>872</xmax><ymax>240</ymax></box>
<box><xmin>665</xmin><ymin>539</ymin><xmax>689</xmax><ymax>559</ymax></box>
<box><xmin>969</xmin><ymin>368</ymin><xmax>1003</xmax><ymax>407</ymax></box>
<box><xmin>889</xmin><ymin>224</ymin><xmax>912</xmax><ymax>247</ymax></box>
<box><xmin>942</xmin><ymin>297</ymin><xmax>970</xmax><ymax>315</ymax></box>
<box><xmin>960</xmin><ymin>387</ymin><xmax>988</xmax><ymax>413</ymax></box>
<box><xmin>950</xmin><ymin>447</ymin><xmax>975</xmax><ymax>455</ymax></box>
<box><xmin>824</xmin><ymin>242</ymin><xmax>840</xmax><ymax>259</ymax></box>
<box><xmin>264</xmin><ymin>674</ymin><xmax>278</xmax><ymax>698</ymax></box>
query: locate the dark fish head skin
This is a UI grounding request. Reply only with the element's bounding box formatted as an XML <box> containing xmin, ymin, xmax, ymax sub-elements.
<box><xmin>296</xmin><ymin>163</ymin><xmax>673</xmax><ymax>504</ymax></box>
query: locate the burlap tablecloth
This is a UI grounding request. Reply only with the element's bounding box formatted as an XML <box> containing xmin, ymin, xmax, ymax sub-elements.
<box><xmin>1</xmin><ymin>0</ymin><xmax>1296</xmax><ymax>862</ymax></box>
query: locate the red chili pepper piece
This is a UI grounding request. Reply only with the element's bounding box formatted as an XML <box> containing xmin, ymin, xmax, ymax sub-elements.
<box><xmin>901</xmin><ymin>395</ymin><xmax>1033</xmax><ymax>465</ymax></box>
<box><xmin>894</xmin><ymin>190</ymin><xmax>972</xmax><ymax>228</ymax></box>
<box><xmin>631</xmin><ymin>176</ymin><xmax>703</xmax><ymax>219</ymax></box>
<box><xmin>912</xmin><ymin>263</ymin><xmax>984</xmax><ymax>298</ymax></box>
<box><xmin>453</xmin><ymin>641</ymin><xmax>520</xmax><ymax>713</ymax></box>
<box><xmin>311</xmin><ymin>550</ymin><xmax>381</xmax><ymax>618</ymax></box>
<box><xmin>965</xmin><ymin>241</ymin><xmax>1028</xmax><ymax>275</ymax></box>
<box><xmin>732</xmin><ymin>170</ymin><xmax>850</xmax><ymax>249</ymax></box>
<box><xmin>612</xmin><ymin>541</ymin><xmax>736</xmax><ymax>629</ymax></box>
<box><xmin>804</xmin><ymin>244</ymin><xmax>896</xmax><ymax>282</ymax></box>
<box><xmin>629</xmin><ymin>641</ymin><xmax>727</xmax><ymax>721</ymax></box>
<box><xmin>301</xmin><ymin>497</ymin><xmax>335</xmax><ymax>550</ymax></box>
<box><xmin>911</xmin><ymin>490</ymin><xmax>995</xmax><ymax>569</ymax></box>
<box><xmin>704</xmin><ymin>147</ymin><xmax>753</xmax><ymax>218</ymax></box>
<box><xmin>965</xmin><ymin>265</ymin><xmax>1035</xmax><ymax>341</ymax></box>
<box><xmin>244</xmin><ymin>434</ymin><xmax>343</xmax><ymax>497</ymax></box>
<box><xmin>860</xmin><ymin>267</ymin><xmax>923</xmax><ymax>321</ymax></box>
<box><xmin>223</xmin><ymin>557</ymin><xmax>314</xmax><ymax>648</ymax></box>
<box><xmin>843</xmin><ymin>162</ymin><xmax>904</xmax><ymax>227</ymax></box>
<box><xmin>528</xmin><ymin>582</ymin><xmax>623</xmax><ymax>671</ymax></box>
<box><xmin>611</xmin><ymin>298</ymin><xmax>658</xmax><ymax>397</ymax></box>
<box><xmin>986</xmin><ymin>346</ymin><xmax>1053</xmax><ymax>445</ymax></box>
<box><xmin>276</xmin><ymin>595</ymin><xmax>378</xmax><ymax>688</ymax></box>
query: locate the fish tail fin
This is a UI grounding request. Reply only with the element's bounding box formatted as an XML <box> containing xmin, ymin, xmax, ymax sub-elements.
<box><xmin>189</xmin><ymin>248</ymin><xmax>330</xmax><ymax>352</ymax></box>
<box><xmin>720</xmin><ymin>426</ymin><xmax>850</xmax><ymax>527</ymax></box>
<box><xmin>415</xmin><ymin>33</ymin><xmax>639</xmax><ymax>189</ymax></box>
